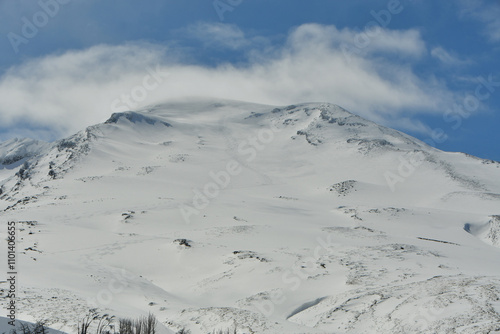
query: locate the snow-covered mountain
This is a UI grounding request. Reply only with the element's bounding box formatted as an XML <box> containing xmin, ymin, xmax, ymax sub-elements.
<box><xmin>0</xmin><ymin>138</ymin><xmax>49</xmax><ymax>167</ymax></box>
<box><xmin>1</xmin><ymin>99</ymin><xmax>500</xmax><ymax>333</ymax></box>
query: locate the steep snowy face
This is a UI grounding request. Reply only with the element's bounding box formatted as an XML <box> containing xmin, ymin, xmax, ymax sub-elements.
<box><xmin>1</xmin><ymin>99</ymin><xmax>500</xmax><ymax>334</ymax></box>
<box><xmin>0</xmin><ymin>126</ymin><xmax>101</xmax><ymax>200</ymax></box>
<box><xmin>0</xmin><ymin>138</ymin><xmax>49</xmax><ymax>167</ymax></box>
<box><xmin>0</xmin><ymin>138</ymin><xmax>50</xmax><ymax>194</ymax></box>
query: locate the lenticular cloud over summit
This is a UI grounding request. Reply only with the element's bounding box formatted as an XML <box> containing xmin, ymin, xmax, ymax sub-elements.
<box><xmin>0</xmin><ymin>24</ymin><xmax>457</xmax><ymax>141</ymax></box>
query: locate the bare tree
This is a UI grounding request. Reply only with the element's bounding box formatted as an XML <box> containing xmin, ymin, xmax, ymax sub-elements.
<box><xmin>15</xmin><ymin>322</ymin><xmax>31</xmax><ymax>334</ymax></box>
<box><xmin>9</xmin><ymin>321</ymin><xmax>48</xmax><ymax>334</ymax></box>
<box><xmin>142</xmin><ymin>314</ymin><xmax>157</xmax><ymax>334</ymax></box>
<box><xmin>32</xmin><ymin>321</ymin><xmax>48</xmax><ymax>334</ymax></box>
<box><xmin>118</xmin><ymin>318</ymin><xmax>133</xmax><ymax>334</ymax></box>
<box><xmin>78</xmin><ymin>309</ymin><xmax>100</xmax><ymax>334</ymax></box>
<box><xmin>133</xmin><ymin>318</ymin><xmax>142</xmax><ymax>334</ymax></box>
<box><xmin>95</xmin><ymin>314</ymin><xmax>115</xmax><ymax>334</ymax></box>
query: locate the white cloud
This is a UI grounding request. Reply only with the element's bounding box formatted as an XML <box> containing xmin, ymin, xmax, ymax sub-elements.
<box><xmin>431</xmin><ymin>46</ymin><xmax>472</xmax><ymax>66</ymax></box>
<box><xmin>287</xmin><ymin>24</ymin><xmax>426</xmax><ymax>59</ymax></box>
<box><xmin>182</xmin><ymin>22</ymin><xmax>250</xmax><ymax>50</ymax></box>
<box><xmin>0</xmin><ymin>42</ymin><xmax>169</xmax><ymax>140</ymax></box>
<box><xmin>459</xmin><ymin>0</ymin><xmax>500</xmax><ymax>42</ymax></box>
<box><xmin>0</xmin><ymin>23</ymin><xmax>460</xmax><ymax>141</ymax></box>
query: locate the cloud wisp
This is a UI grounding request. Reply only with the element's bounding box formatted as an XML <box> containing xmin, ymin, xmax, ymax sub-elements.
<box><xmin>459</xmin><ymin>0</ymin><xmax>500</xmax><ymax>42</ymax></box>
<box><xmin>430</xmin><ymin>46</ymin><xmax>472</xmax><ymax>67</ymax></box>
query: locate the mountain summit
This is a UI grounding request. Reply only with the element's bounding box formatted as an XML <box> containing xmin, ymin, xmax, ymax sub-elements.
<box><xmin>1</xmin><ymin>99</ymin><xmax>500</xmax><ymax>333</ymax></box>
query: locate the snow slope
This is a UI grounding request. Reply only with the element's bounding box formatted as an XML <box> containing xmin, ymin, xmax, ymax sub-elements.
<box><xmin>0</xmin><ymin>138</ymin><xmax>49</xmax><ymax>168</ymax></box>
<box><xmin>0</xmin><ymin>138</ymin><xmax>50</xmax><ymax>192</ymax></box>
<box><xmin>1</xmin><ymin>98</ymin><xmax>499</xmax><ymax>333</ymax></box>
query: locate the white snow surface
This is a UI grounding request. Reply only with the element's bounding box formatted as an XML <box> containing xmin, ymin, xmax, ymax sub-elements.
<box><xmin>1</xmin><ymin>98</ymin><xmax>500</xmax><ymax>333</ymax></box>
<box><xmin>0</xmin><ymin>138</ymin><xmax>50</xmax><ymax>187</ymax></box>
<box><xmin>0</xmin><ymin>138</ymin><xmax>49</xmax><ymax>166</ymax></box>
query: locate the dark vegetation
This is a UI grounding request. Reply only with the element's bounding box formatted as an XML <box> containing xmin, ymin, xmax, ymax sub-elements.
<box><xmin>5</xmin><ymin>310</ymin><xmax>240</xmax><ymax>334</ymax></box>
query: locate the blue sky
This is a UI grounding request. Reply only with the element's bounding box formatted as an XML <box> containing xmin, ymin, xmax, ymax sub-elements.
<box><xmin>0</xmin><ymin>0</ymin><xmax>499</xmax><ymax>160</ymax></box>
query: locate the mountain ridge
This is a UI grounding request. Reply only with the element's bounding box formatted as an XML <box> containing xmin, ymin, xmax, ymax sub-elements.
<box><xmin>1</xmin><ymin>99</ymin><xmax>493</xmax><ymax>195</ymax></box>
<box><xmin>1</xmin><ymin>99</ymin><xmax>499</xmax><ymax>333</ymax></box>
